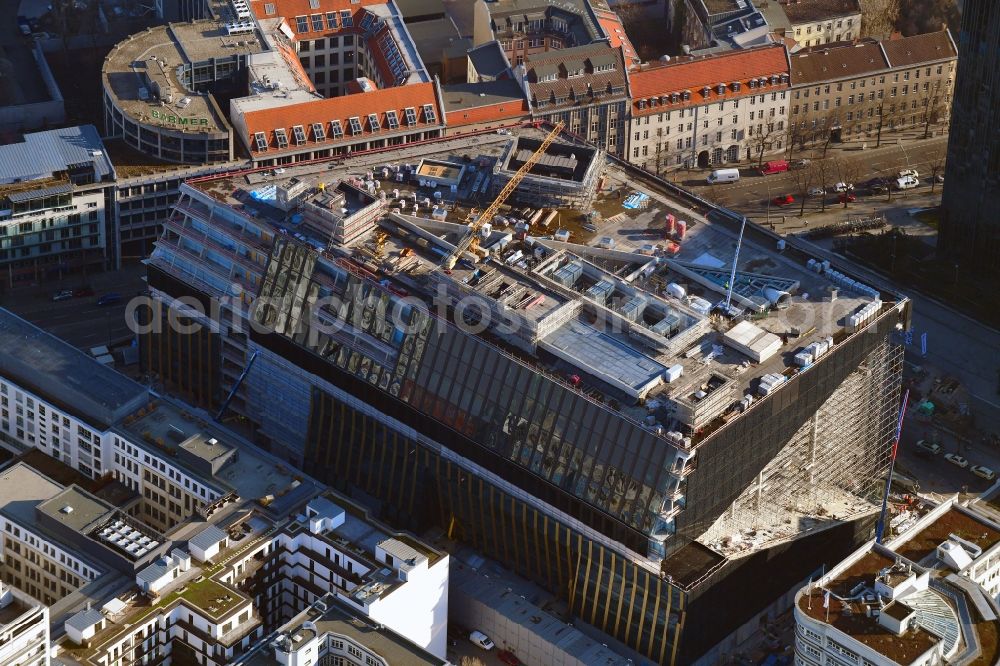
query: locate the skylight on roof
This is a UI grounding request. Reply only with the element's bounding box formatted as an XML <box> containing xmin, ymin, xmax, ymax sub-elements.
<box><xmin>348</xmin><ymin>116</ymin><xmax>363</xmax><ymax>135</ymax></box>
<box><xmin>312</xmin><ymin>122</ymin><xmax>326</xmax><ymax>141</ymax></box>
<box><xmin>254</xmin><ymin>132</ymin><xmax>268</xmax><ymax>151</ymax></box>
<box><xmin>386</xmin><ymin>110</ymin><xmax>399</xmax><ymax>130</ymax></box>
<box><xmin>368</xmin><ymin>113</ymin><xmax>381</xmax><ymax>131</ymax></box>
<box><xmin>359</xmin><ymin>11</ymin><xmax>375</xmax><ymax>32</ymax></box>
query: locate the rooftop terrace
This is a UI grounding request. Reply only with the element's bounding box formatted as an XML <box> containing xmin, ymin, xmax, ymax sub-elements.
<box><xmin>893</xmin><ymin>507</ymin><xmax>1000</xmax><ymax>565</ymax></box>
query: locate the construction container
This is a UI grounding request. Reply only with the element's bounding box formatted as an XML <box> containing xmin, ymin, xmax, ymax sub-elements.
<box><xmin>688</xmin><ymin>296</ymin><xmax>712</xmax><ymax>315</ymax></box>
<box><xmin>664</xmin><ymin>364</ymin><xmax>683</xmax><ymax>383</ymax></box>
<box><xmin>794</xmin><ymin>351</ymin><xmax>813</xmax><ymax>367</ymax></box>
<box><xmin>586</xmin><ymin>280</ymin><xmax>615</xmax><ymax>305</ymax></box>
<box><xmin>666</xmin><ymin>214</ymin><xmax>676</xmax><ymax>235</ymax></box>
<box><xmin>676</xmin><ymin>220</ymin><xmax>687</xmax><ymax>239</ymax></box>
<box><xmin>554</xmin><ymin>229</ymin><xmax>571</xmax><ymax>241</ymax></box>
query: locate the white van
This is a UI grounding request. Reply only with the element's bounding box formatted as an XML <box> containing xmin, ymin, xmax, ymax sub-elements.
<box><xmin>707</xmin><ymin>168</ymin><xmax>740</xmax><ymax>184</ymax></box>
<box><xmin>896</xmin><ymin>175</ymin><xmax>919</xmax><ymax>190</ymax></box>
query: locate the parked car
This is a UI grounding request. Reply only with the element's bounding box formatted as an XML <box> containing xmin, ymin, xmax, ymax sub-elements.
<box><xmin>771</xmin><ymin>194</ymin><xmax>795</xmax><ymax>206</ymax></box>
<box><xmin>760</xmin><ymin>160</ymin><xmax>789</xmax><ymax>175</ymax></box>
<box><xmin>944</xmin><ymin>453</ymin><xmax>969</xmax><ymax>468</ymax></box>
<box><xmin>833</xmin><ymin>182</ymin><xmax>854</xmax><ymax>193</ymax></box>
<box><xmin>74</xmin><ymin>286</ymin><xmax>95</xmax><ymax>297</ymax></box>
<box><xmin>96</xmin><ymin>292</ymin><xmax>122</xmax><ymax>306</ymax></box>
<box><xmin>916</xmin><ymin>439</ymin><xmax>942</xmax><ymax>455</ymax></box>
<box><xmin>790</xmin><ymin>159</ymin><xmax>811</xmax><ymax>170</ymax></box>
<box><xmin>972</xmin><ymin>465</ymin><xmax>996</xmax><ymax>481</ymax></box>
<box><xmin>469</xmin><ymin>631</ymin><xmax>495</xmax><ymax>651</ymax></box>
<box><xmin>898</xmin><ymin>169</ymin><xmax>919</xmax><ymax>179</ymax></box>
<box><xmin>807</xmin><ymin>186</ymin><xmax>825</xmax><ymax>197</ymax></box>
<box><xmin>51</xmin><ymin>289</ymin><xmax>73</xmax><ymax>302</ymax></box>
<box><xmin>838</xmin><ymin>193</ymin><xmax>857</xmax><ymax>203</ymax></box>
<box><xmin>934</xmin><ymin>173</ymin><xmax>945</xmax><ymax>183</ymax></box>
<box><xmin>866</xmin><ymin>180</ymin><xmax>889</xmax><ymax>194</ymax></box>
<box><xmin>896</xmin><ymin>175</ymin><xmax>919</xmax><ymax>190</ymax></box>
<box><xmin>497</xmin><ymin>649</ymin><xmax>522</xmax><ymax>665</ymax></box>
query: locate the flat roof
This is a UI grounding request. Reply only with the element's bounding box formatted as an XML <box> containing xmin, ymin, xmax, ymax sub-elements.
<box><xmin>893</xmin><ymin>507</ymin><xmax>1000</xmax><ymax>564</ymax></box>
<box><xmin>37</xmin><ymin>486</ymin><xmax>115</xmax><ymax>534</ymax></box>
<box><xmin>0</xmin><ymin>308</ymin><xmax>149</xmax><ymax>429</ymax></box>
<box><xmin>102</xmin><ymin>21</ymin><xmax>256</xmax><ymax>134</ymax></box>
<box><xmin>0</xmin><ymin>462</ymin><xmax>63</xmax><ymax>527</ymax></box>
<box><xmin>542</xmin><ymin>319</ymin><xmax>668</xmax><ymax>394</ymax></box>
<box><xmin>248</xmin><ymin>598</ymin><xmax>446</xmax><ymax>665</ymax></box>
<box><xmin>0</xmin><ymin>125</ymin><xmax>114</xmax><ymax>188</ymax></box>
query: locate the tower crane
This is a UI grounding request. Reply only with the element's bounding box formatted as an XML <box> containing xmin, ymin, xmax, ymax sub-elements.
<box><xmin>441</xmin><ymin>122</ymin><xmax>565</xmax><ymax>270</ymax></box>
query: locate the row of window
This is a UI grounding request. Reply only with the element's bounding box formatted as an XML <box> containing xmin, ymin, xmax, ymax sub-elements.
<box><xmin>253</xmin><ymin>106</ymin><xmax>436</xmax><ymax>151</ymax></box>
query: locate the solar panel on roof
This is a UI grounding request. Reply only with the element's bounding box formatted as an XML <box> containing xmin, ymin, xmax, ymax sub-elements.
<box><xmin>312</xmin><ymin>122</ymin><xmax>326</xmax><ymax>141</ymax></box>
<box><xmin>292</xmin><ymin>125</ymin><xmax>307</xmax><ymax>144</ymax></box>
<box><xmin>404</xmin><ymin>107</ymin><xmax>417</xmax><ymax>125</ymax></box>
<box><xmin>386</xmin><ymin>110</ymin><xmax>399</xmax><ymax>129</ymax></box>
<box><xmin>359</xmin><ymin>12</ymin><xmax>375</xmax><ymax>31</ymax></box>
<box><xmin>348</xmin><ymin>117</ymin><xmax>363</xmax><ymax>135</ymax></box>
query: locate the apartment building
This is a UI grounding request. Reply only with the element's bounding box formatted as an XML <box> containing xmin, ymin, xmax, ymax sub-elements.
<box><xmin>787</xmin><ymin>31</ymin><xmax>957</xmax><ymax>149</ymax></box>
<box><xmin>473</xmin><ymin>0</ymin><xmax>605</xmax><ymax>67</ymax></box>
<box><xmin>782</xmin><ymin>0</ymin><xmax>861</xmax><ymax>48</ymax></box>
<box><xmin>0</xmin><ymin>309</ymin><xmax>447</xmax><ymax>666</ymax></box>
<box><xmin>0</xmin><ymin>583</ymin><xmax>49</xmax><ymax>666</ymax></box>
<box><xmin>0</xmin><ymin>126</ymin><xmax>116</xmax><ymax>287</ymax></box>
<box><xmin>794</xmin><ymin>498</ymin><xmax>1000</xmax><ymax>665</ymax></box>
<box><xmin>520</xmin><ymin>43</ymin><xmax>629</xmax><ymax>156</ymax></box>
<box><xmin>627</xmin><ymin>44</ymin><xmax>791</xmax><ymax>171</ymax></box>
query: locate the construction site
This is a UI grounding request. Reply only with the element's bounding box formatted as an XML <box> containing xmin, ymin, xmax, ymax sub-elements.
<box><xmin>143</xmin><ymin>123</ymin><xmax>911</xmax><ymax>662</ymax></box>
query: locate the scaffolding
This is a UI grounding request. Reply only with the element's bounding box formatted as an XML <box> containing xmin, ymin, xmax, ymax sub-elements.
<box><xmin>700</xmin><ymin>338</ymin><xmax>904</xmax><ymax>555</ymax></box>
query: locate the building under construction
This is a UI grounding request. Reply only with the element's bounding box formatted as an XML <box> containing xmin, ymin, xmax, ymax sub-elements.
<box><xmin>492</xmin><ymin>135</ymin><xmax>602</xmax><ymax>209</ymax></box>
<box><xmin>141</xmin><ymin>125</ymin><xmax>908</xmax><ymax>664</ymax></box>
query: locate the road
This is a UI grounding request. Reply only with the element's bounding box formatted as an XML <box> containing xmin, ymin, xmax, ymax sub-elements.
<box><xmin>0</xmin><ymin>263</ymin><xmax>146</xmax><ymax>349</ymax></box>
<box><xmin>683</xmin><ymin>136</ymin><xmax>948</xmax><ymax>217</ymax></box>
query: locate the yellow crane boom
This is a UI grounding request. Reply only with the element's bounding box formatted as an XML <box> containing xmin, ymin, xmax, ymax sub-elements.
<box><xmin>442</xmin><ymin>122</ymin><xmax>565</xmax><ymax>270</ymax></box>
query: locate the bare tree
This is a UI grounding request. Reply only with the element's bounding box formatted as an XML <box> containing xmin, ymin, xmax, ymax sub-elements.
<box><xmin>835</xmin><ymin>160</ymin><xmax>864</xmax><ymax>208</ymax></box>
<box><xmin>862</xmin><ymin>0</ymin><xmax>901</xmax><ymax>39</ymax></box>
<box><xmin>929</xmin><ymin>156</ymin><xmax>946</xmax><ymax>194</ymax></box>
<box><xmin>920</xmin><ymin>81</ymin><xmax>948</xmax><ymax>140</ymax></box>
<box><xmin>814</xmin><ymin>160</ymin><xmax>832</xmax><ymax>212</ymax></box>
<box><xmin>748</xmin><ymin>123</ymin><xmax>782</xmax><ymax>169</ymax></box>
<box><xmin>791</xmin><ymin>164</ymin><xmax>815</xmax><ymax>218</ymax></box>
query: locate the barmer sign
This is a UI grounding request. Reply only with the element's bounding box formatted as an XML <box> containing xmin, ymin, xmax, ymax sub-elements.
<box><xmin>151</xmin><ymin>110</ymin><xmax>210</xmax><ymax>126</ymax></box>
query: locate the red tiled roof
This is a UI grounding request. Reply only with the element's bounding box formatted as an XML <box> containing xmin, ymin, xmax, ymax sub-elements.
<box><xmin>241</xmin><ymin>81</ymin><xmax>443</xmax><ymax>153</ymax></box>
<box><xmin>445</xmin><ymin>100</ymin><xmax>528</xmax><ymax>127</ymax></box>
<box><xmin>250</xmin><ymin>0</ymin><xmax>383</xmax><ymax>34</ymax></box>
<box><xmin>595</xmin><ymin>10</ymin><xmax>637</xmax><ymax>64</ymax></box>
<box><xmin>629</xmin><ymin>45</ymin><xmax>790</xmax><ymax>115</ymax></box>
